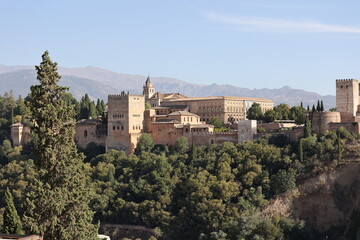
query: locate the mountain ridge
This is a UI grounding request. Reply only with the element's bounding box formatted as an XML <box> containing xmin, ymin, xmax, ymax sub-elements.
<box><xmin>0</xmin><ymin>65</ymin><xmax>336</xmax><ymax>109</ymax></box>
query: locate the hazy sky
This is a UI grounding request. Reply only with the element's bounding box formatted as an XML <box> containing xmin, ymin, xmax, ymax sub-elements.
<box><xmin>1</xmin><ymin>0</ymin><xmax>360</xmax><ymax>95</ymax></box>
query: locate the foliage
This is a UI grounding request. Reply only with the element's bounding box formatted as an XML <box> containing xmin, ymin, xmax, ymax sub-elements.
<box><xmin>247</xmin><ymin>103</ymin><xmax>263</xmax><ymax>120</ymax></box>
<box><xmin>3</xmin><ymin>188</ymin><xmax>22</xmax><ymax>234</ymax></box>
<box><xmin>209</xmin><ymin>117</ymin><xmax>223</xmax><ymax>128</ymax></box>
<box><xmin>135</xmin><ymin>133</ymin><xmax>155</xmax><ymax>154</ymax></box>
<box><xmin>23</xmin><ymin>51</ymin><xmax>97</xmax><ymax>239</ymax></box>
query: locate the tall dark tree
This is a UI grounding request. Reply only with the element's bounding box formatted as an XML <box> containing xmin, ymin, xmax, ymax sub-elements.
<box><xmin>303</xmin><ymin>117</ymin><xmax>311</xmax><ymax>138</ymax></box>
<box><xmin>24</xmin><ymin>51</ymin><xmax>97</xmax><ymax>240</ymax></box>
<box><xmin>316</xmin><ymin>100</ymin><xmax>321</xmax><ymax>112</ymax></box>
<box><xmin>312</xmin><ymin>105</ymin><xmax>316</xmax><ymax>112</ymax></box>
<box><xmin>320</xmin><ymin>100</ymin><xmax>324</xmax><ymax>112</ymax></box>
<box><xmin>3</xmin><ymin>188</ymin><xmax>22</xmax><ymax>234</ymax></box>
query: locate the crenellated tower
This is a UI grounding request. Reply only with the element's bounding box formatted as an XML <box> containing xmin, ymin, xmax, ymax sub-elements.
<box><xmin>106</xmin><ymin>91</ymin><xmax>145</xmax><ymax>153</ymax></box>
<box><xmin>336</xmin><ymin>79</ymin><xmax>359</xmax><ymax>122</ymax></box>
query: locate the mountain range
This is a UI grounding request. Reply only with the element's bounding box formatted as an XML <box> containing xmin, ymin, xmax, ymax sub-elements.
<box><xmin>0</xmin><ymin>65</ymin><xmax>335</xmax><ymax>109</ymax></box>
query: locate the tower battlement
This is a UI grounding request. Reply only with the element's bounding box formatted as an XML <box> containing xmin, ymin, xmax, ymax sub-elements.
<box><xmin>336</xmin><ymin>79</ymin><xmax>358</xmax><ymax>83</ymax></box>
<box><xmin>108</xmin><ymin>91</ymin><xmax>129</xmax><ymax>100</ymax></box>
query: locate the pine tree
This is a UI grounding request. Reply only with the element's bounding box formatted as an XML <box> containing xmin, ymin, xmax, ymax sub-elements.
<box><xmin>3</xmin><ymin>188</ymin><xmax>22</xmax><ymax>234</ymax></box>
<box><xmin>24</xmin><ymin>51</ymin><xmax>97</xmax><ymax>240</ymax></box>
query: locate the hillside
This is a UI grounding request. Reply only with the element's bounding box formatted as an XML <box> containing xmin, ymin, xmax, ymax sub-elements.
<box><xmin>0</xmin><ymin>65</ymin><xmax>335</xmax><ymax>108</ymax></box>
<box><xmin>263</xmin><ymin>160</ymin><xmax>360</xmax><ymax>238</ymax></box>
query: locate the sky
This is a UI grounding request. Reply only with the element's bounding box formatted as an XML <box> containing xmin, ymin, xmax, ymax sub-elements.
<box><xmin>1</xmin><ymin>0</ymin><xmax>360</xmax><ymax>96</ymax></box>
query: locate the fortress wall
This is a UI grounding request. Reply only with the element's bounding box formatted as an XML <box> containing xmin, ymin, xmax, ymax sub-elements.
<box><xmin>312</xmin><ymin>112</ymin><xmax>341</xmax><ymax>135</ymax></box>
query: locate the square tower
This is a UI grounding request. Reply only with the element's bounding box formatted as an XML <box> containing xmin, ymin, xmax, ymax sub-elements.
<box><xmin>336</xmin><ymin>79</ymin><xmax>359</xmax><ymax>122</ymax></box>
<box><xmin>106</xmin><ymin>92</ymin><xmax>145</xmax><ymax>153</ymax></box>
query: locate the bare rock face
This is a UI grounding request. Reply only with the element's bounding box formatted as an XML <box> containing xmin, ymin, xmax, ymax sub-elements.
<box><xmin>264</xmin><ymin>162</ymin><xmax>360</xmax><ymax>235</ymax></box>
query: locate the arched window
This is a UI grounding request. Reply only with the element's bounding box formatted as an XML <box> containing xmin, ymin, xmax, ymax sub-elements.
<box><xmin>84</xmin><ymin>130</ymin><xmax>88</xmax><ymax>137</ymax></box>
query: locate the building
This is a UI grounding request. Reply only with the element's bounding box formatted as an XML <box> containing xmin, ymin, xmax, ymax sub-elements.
<box><xmin>106</xmin><ymin>91</ymin><xmax>145</xmax><ymax>154</ymax></box>
<box><xmin>143</xmin><ymin>76</ymin><xmax>274</xmax><ymax>124</ymax></box>
<box><xmin>74</xmin><ymin>119</ymin><xmax>107</xmax><ymax>149</ymax></box>
<box><xmin>311</xmin><ymin>79</ymin><xmax>360</xmax><ymax>135</ymax></box>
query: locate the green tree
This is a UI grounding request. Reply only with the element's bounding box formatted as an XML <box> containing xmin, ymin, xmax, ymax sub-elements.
<box><xmin>290</xmin><ymin>106</ymin><xmax>307</xmax><ymax>124</ymax></box>
<box><xmin>209</xmin><ymin>117</ymin><xmax>223</xmax><ymax>128</ymax></box>
<box><xmin>320</xmin><ymin>100</ymin><xmax>324</xmax><ymax>112</ymax></box>
<box><xmin>3</xmin><ymin>188</ymin><xmax>22</xmax><ymax>234</ymax></box>
<box><xmin>24</xmin><ymin>51</ymin><xmax>97</xmax><ymax>240</ymax></box>
<box><xmin>263</xmin><ymin>109</ymin><xmax>278</xmax><ymax>123</ymax></box>
<box><xmin>135</xmin><ymin>133</ymin><xmax>155</xmax><ymax>154</ymax></box>
<box><xmin>304</xmin><ymin>118</ymin><xmax>311</xmax><ymax>138</ymax></box>
<box><xmin>174</xmin><ymin>137</ymin><xmax>189</xmax><ymax>154</ymax></box>
<box><xmin>247</xmin><ymin>103</ymin><xmax>263</xmax><ymax>120</ymax></box>
<box><xmin>316</xmin><ymin>100</ymin><xmax>321</xmax><ymax>112</ymax></box>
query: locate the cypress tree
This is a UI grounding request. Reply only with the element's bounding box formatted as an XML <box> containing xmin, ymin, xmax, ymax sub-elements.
<box><xmin>307</xmin><ymin>105</ymin><xmax>310</xmax><ymax>112</ymax></box>
<box><xmin>24</xmin><ymin>51</ymin><xmax>97</xmax><ymax>240</ymax></box>
<box><xmin>304</xmin><ymin>117</ymin><xmax>311</xmax><ymax>138</ymax></box>
<box><xmin>316</xmin><ymin>100</ymin><xmax>321</xmax><ymax>112</ymax></box>
<box><xmin>300</xmin><ymin>101</ymin><xmax>303</xmax><ymax>108</ymax></box>
<box><xmin>312</xmin><ymin>105</ymin><xmax>316</xmax><ymax>112</ymax></box>
<box><xmin>320</xmin><ymin>100</ymin><xmax>324</xmax><ymax>112</ymax></box>
<box><xmin>299</xmin><ymin>139</ymin><xmax>304</xmax><ymax>162</ymax></box>
<box><xmin>3</xmin><ymin>188</ymin><xmax>22</xmax><ymax>234</ymax></box>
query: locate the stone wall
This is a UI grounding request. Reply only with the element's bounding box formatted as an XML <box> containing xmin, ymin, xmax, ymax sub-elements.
<box><xmin>311</xmin><ymin>112</ymin><xmax>341</xmax><ymax>135</ymax></box>
<box><xmin>74</xmin><ymin>119</ymin><xmax>106</xmax><ymax>149</ymax></box>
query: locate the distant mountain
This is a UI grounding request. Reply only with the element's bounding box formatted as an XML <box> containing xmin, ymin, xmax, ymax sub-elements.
<box><xmin>0</xmin><ymin>65</ymin><xmax>336</xmax><ymax>109</ymax></box>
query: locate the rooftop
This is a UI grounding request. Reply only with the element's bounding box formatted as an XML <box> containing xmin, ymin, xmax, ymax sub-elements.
<box><xmin>162</xmin><ymin>96</ymin><xmax>273</xmax><ymax>102</ymax></box>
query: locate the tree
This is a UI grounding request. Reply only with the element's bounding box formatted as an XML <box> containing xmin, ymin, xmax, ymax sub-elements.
<box><xmin>316</xmin><ymin>100</ymin><xmax>321</xmax><ymax>112</ymax></box>
<box><xmin>320</xmin><ymin>100</ymin><xmax>324</xmax><ymax>112</ymax></box>
<box><xmin>135</xmin><ymin>133</ymin><xmax>155</xmax><ymax>154</ymax></box>
<box><xmin>247</xmin><ymin>103</ymin><xmax>263</xmax><ymax>120</ymax></box>
<box><xmin>209</xmin><ymin>117</ymin><xmax>223</xmax><ymax>128</ymax></box>
<box><xmin>3</xmin><ymin>188</ymin><xmax>22</xmax><ymax>234</ymax></box>
<box><xmin>24</xmin><ymin>51</ymin><xmax>97</xmax><ymax>239</ymax></box>
<box><xmin>303</xmin><ymin>117</ymin><xmax>311</xmax><ymax>138</ymax></box>
<box><xmin>174</xmin><ymin>136</ymin><xmax>189</xmax><ymax>154</ymax></box>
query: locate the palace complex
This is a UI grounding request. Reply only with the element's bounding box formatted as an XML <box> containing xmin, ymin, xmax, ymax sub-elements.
<box><xmin>74</xmin><ymin>77</ymin><xmax>274</xmax><ymax>153</ymax></box>
<box><xmin>12</xmin><ymin>78</ymin><xmax>360</xmax><ymax>154</ymax></box>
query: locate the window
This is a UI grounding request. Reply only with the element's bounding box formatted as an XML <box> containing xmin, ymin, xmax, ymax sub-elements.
<box><xmin>84</xmin><ymin>130</ymin><xmax>88</xmax><ymax>137</ymax></box>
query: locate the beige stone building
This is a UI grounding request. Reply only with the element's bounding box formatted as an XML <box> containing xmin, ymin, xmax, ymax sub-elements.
<box><xmin>106</xmin><ymin>91</ymin><xmax>145</xmax><ymax>154</ymax></box>
<box><xmin>311</xmin><ymin>79</ymin><xmax>360</xmax><ymax>135</ymax></box>
<box><xmin>145</xmin><ymin>109</ymin><xmax>214</xmax><ymax>145</ymax></box>
<box><xmin>74</xmin><ymin>119</ymin><xmax>107</xmax><ymax>149</ymax></box>
<box><xmin>143</xmin><ymin>76</ymin><xmax>274</xmax><ymax>124</ymax></box>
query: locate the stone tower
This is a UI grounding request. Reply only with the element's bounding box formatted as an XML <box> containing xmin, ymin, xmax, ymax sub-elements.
<box><xmin>106</xmin><ymin>91</ymin><xmax>145</xmax><ymax>154</ymax></box>
<box><xmin>143</xmin><ymin>76</ymin><xmax>155</xmax><ymax>100</ymax></box>
<box><xmin>336</xmin><ymin>79</ymin><xmax>359</xmax><ymax>122</ymax></box>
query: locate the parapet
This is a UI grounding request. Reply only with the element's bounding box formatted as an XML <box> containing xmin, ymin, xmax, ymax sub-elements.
<box><xmin>108</xmin><ymin>91</ymin><xmax>129</xmax><ymax>100</ymax></box>
<box><xmin>336</xmin><ymin>79</ymin><xmax>359</xmax><ymax>83</ymax></box>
